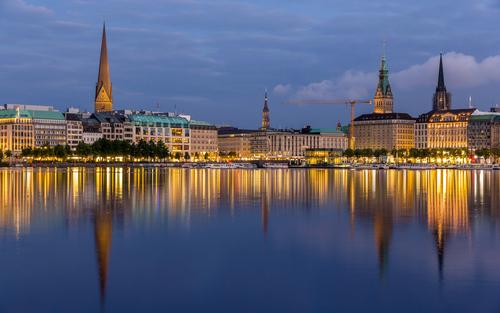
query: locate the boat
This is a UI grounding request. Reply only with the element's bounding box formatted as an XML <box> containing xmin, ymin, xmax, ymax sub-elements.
<box><xmin>204</xmin><ymin>163</ymin><xmax>237</xmax><ymax>169</ymax></box>
<box><xmin>493</xmin><ymin>164</ymin><xmax>500</xmax><ymax>170</ymax></box>
<box><xmin>263</xmin><ymin>163</ymin><xmax>289</xmax><ymax>169</ymax></box>
<box><xmin>233</xmin><ymin>163</ymin><xmax>257</xmax><ymax>169</ymax></box>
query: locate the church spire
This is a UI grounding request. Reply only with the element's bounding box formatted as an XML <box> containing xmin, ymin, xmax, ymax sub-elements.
<box><xmin>373</xmin><ymin>52</ymin><xmax>394</xmax><ymax>114</ymax></box>
<box><xmin>261</xmin><ymin>90</ymin><xmax>270</xmax><ymax>130</ymax></box>
<box><xmin>95</xmin><ymin>23</ymin><xmax>113</xmax><ymax>113</ymax></box>
<box><xmin>433</xmin><ymin>53</ymin><xmax>451</xmax><ymax>111</ymax></box>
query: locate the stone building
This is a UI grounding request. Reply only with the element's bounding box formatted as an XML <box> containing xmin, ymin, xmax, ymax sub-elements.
<box><xmin>0</xmin><ymin>109</ymin><xmax>33</xmax><ymax>154</ymax></box>
<box><xmin>190</xmin><ymin>120</ymin><xmax>218</xmax><ymax>155</ymax></box>
<box><xmin>467</xmin><ymin>110</ymin><xmax>500</xmax><ymax>150</ymax></box>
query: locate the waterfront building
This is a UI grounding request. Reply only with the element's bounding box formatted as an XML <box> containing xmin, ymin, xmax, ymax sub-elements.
<box><xmin>218</xmin><ymin>126</ymin><xmax>348</xmax><ymax>159</ymax></box>
<box><xmin>0</xmin><ymin>109</ymin><xmax>34</xmax><ymax>154</ymax></box>
<box><xmin>305</xmin><ymin>148</ymin><xmax>344</xmax><ymax>165</ymax></box>
<box><xmin>467</xmin><ymin>109</ymin><xmax>500</xmax><ymax>150</ymax></box>
<box><xmin>95</xmin><ymin>24</ymin><xmax>113</xmax><ymax>113</ymax></box>
<box><xmin>5</xmin><ymin>104</ymin><xmax>67</xmax><ymax>148</ymax></box>
<box><xmin>190</xmin><ymin>120</ymin><xmax>218</xmax><ymax>156</ymax></box>
<box><xmin>415</xmin><ymin>109</ymin><xmax>475</xmax><ymax>149</ymax></box>
<box><xmin>263</xmin><ymin>127</ymin><xmax>348</xmax><ymax>159</ymax></box>
<box><xmin>261</xmin><ymin>91</ymin><xmax>270</xmax><ymax>130</ymax></box>
<box><xmin>64</xmin><ymin>111</ymin><xmax>83</xmax><ymax>150</ymax></box>
<box><xmin>127</xmin><ymin>114</ymin><xmax>191</xmax><ymax>154</ymax></box>
<box><xmin>93</xmin><ymin>112</ymin><xmax>128</xmax><ymax>141</ymax></box>
<box><xmin>218</xmin><ymin>127</ymin><xmax>255</xmax><ymax>158</ymax></box>
<box><xmin>354</xmin><ymin>55</ymin><xmax>415</xmax><ymax>150</ymax></box>
<box><xmin>415</xmin><ymin>54</ymin><xmax>475</xmax><ymax>149</ymax></box>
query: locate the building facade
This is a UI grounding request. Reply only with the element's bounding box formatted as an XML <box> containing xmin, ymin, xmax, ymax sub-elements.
<box><xmin>0</xmin><ymin>109</ymin><xmax>34</xmax><ymax>154</ymax></box>
<box><xmin>467</xmin><ymin>110</ymin><xmax>500</xmax><ymax>150</ymax></box>
<box><xmin>354</xmin><ymin>113</ymin><xmax>415</xmax><ymax>150</ymax></box>
<box><xmin>415</xmin><ymin>109</ymin><xmax>475</xmax><ymax>149</ymax></box>
<box><xmin>218</xmin><ymin>127</ymin><xmax>254</xmax><ymax>158</ymax></box>
<box><xmin>65</xmin><ymin>112</ymin><xmax>83</xmax><ymax>150</ymax></box>
<box><xmin>190</xmin><ymin>120</ymin><xmax>218</xmax><ymax>155</ymax></box>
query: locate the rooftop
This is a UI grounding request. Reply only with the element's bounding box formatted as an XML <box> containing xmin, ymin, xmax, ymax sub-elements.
<box><xmin>354</xmin><ymin>112</ymin><xmax>415</xmax><ymax>122</ymax></box>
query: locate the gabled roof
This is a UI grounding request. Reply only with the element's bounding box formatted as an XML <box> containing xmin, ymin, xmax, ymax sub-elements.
<box><xmin>354</xmin><ymin>112</ymin><xmax>415</xmax><ymax>122</ymax></box>
<box><xmin>416</xmin><ymin>109</ymin><xmax>476</xmax><ymax>123</ymax></box>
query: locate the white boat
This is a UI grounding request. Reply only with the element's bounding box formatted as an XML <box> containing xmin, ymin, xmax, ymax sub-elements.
<box><xmin>493</xmin><ymin>164</ymin><xmax>500</xmax><ymax>170</ymax></box>
<box><xmin>263</xmin><ymin>163</ymin><xmax>289</xmax><ymax>169</ymax></box>
<box><xmin>234</xmin><ymin>163</ymin><xmax>257</xmax><ymax>169</ymax></box>
<box><xmin>204</xmin><ymin>163</ymin><xmax>237</xmax><ymax>169</ymax></box>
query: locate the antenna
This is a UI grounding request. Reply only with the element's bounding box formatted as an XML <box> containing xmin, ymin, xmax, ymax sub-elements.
<box><xmin>468</xmin><ymin>96</ymin><xmax>473</xmax><ymax>109</ymax></box>
<box><xmin>382</xmin><ymin>39</ymin><xmax>387</xmax><ymax>58</ymax></box>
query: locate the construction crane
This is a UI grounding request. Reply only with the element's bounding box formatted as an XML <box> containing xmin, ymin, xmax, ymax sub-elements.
<box><xmin>286</xmin><ymin>99</ymin><xmax>372</xmax><ymax>149</ymax></box>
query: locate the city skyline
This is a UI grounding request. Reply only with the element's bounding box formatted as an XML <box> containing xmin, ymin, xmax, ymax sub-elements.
<box><xmin>3</xmin><ymin>0</ymin><xmax>500</xmax><ymax>129</ymax></box>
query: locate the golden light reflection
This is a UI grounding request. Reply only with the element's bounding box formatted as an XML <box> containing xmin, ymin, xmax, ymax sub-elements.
<box><xmin>0</xmin><ymin>167</ymin><xmax>498</xmax><ymax>282</ymax></box>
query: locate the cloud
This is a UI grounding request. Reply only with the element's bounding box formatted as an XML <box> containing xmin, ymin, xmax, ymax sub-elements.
<box><xmin>273</xmin><ymin>84</ymin><xmax>292</xmax><ymax>95</ymax></box>
<box><xmin>2</xmin><ymin>0</ymin><xmax>53</xmax><ymax>16</ymax></box>
<box><xmin>292</xmin><ymin>53</ymin><xmax>500</xmax><ymax>101</ymax></box>
<box><xmin>395</xmin><ymin>52</ymin><xmax>500</xmax><ymax>89</ymax></box>
<box><xmin>295</xmin><ymin>71</ymin><xmax>376</xmax><ymax>100</ymax></box>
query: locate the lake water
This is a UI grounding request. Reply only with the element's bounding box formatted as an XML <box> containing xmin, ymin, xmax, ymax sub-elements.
<box><xmin>0</xmin><ymin>167</ymin><xmax>499</xmax><ymax>312</ymax></box>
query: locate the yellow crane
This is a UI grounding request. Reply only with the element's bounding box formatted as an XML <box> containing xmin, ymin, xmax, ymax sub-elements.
<box><xmin>286</xmin><ymin>99</ymin><xmax>372</xmax><ymax>149</ymax></box>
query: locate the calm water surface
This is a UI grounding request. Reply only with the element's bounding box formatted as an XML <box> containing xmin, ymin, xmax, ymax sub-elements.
<box><xmin>0</xmin><ymin>168</ymin><xmax>500</xmax><ymax>312</ymax></box>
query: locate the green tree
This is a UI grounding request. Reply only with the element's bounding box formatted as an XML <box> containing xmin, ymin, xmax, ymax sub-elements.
<box><xmin>0</xmin><ymin>150</ymin><xmax>3</xmax><ymax>162</ymax></box>
<box><xmin>21</xmin><ymin>147</ymin><xmax>33</xmax><ymax>158</ymax></box>
<box><xmin>204</xmin><ymin>152</ymin><xmax>209</xmax><ymax>160</ymax></box>
<box><xmin>174</xmin><ymin>152</ymin><xmax>182</xmax><ymax>160</ymax></box>
<box><xmin>5</xmin><ymin>150</ymin><xmax>12</xmax><ymax>159</ymax></box>
<box><xmin>54</xmin><ymin>145</ymin><xmax>67</xmax><ymax>159</ymax></box>
<box><xmin>184</xmin><ymin>152</ymin><xmax>191</xmax><ymax>161</ymax></box>
<box><xmin>343</xmin><ymin>148</ymin><xmax>355</xmax><ymax>158</ymax></box>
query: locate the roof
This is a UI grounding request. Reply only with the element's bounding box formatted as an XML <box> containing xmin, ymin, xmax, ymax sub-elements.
<box><xmin>416</xmin><ymin>109</ymin><xmax>476</xmax><ymax>123</ymax></box>
<box><xmin>128</xmin><ymin>114</ymin><xmax>189</xmax><ymax>127</ymax></box>
<box><xmin>64</xmin><ymin>113</ymin><xmax>82</xmax><ymax>121</ymax></box>
<box><xmin>306</xmin><ymin>128</ymin><xmax>346</xmax><ymax>135</ymax></box>
<box><xmin>218</xmin><ymin>127</ymin><xmax>257</xmax><ymax>135</ymax></box>
<box><xmin>93</xmin><ymin>112</ymin><xmax>127</xmax><ymax>124</ymax></box>
<box><xmin>190</xmin><ymin>120</ymin><xmax>213</xmax><ymax>126</ymax></box>
<box><xmin>0</xmin><ymin>109</ymin><xmax>32</xmax><ymax>119</ymax></box>
<box><xmin>469</xmin><ymin>114</ymin><xmax>500</xmax><ymax>122</ymax></box>
<box><xmin>354</xmin><ymin>112</ymin><xmax>415</xmax><ymax>122</ymax></box>
<box><xmin>29</xmin><ymin>110</ymin><xmax>65</xmax><ymax>120</ymax></box>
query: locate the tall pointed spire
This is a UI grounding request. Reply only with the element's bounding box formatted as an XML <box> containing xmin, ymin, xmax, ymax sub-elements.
<box><xmin>373</xmin><ymin>49</ymin><xmax>394</xmax><ymax>114</ymax></box>
<box><xmin>437</xmin><ymin>53</ymin><xmax>445</xmax><ymax>90</ymax></box>
<box><xmin>95</xmin><ymin>23</ymin><xmax>113</xmax><ymax>113</ymax></box>
<box><xmin>261</xmin><ymin>90</ymin><xmax>270</xmax><ymax>130</ymax></box>
<box><xmin>433</xmin><ymin>53</ymin><xmax>451</xmax><ymax>111</ymax></box>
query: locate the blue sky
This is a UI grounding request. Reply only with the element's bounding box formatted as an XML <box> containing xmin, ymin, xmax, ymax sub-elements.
<box><xmin>2</xmin><ymin>0</ymin><xmax>500</xmax><ymax>128</ymax></box>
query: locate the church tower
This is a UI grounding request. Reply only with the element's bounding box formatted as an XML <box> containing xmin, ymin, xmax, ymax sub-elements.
<box><xmin>432</xmin><ymin>53</ymin><xmax>451</xmax><ymax>111</ymax></box>
<box><xmin>373</xmin><ymin>55</ymin><xmax>394</xmax><ymax>114</ymax></box>
<box><xmin>261</xmin><ymin>91</ymin><xmax>270</xmax><ymax>130</ymax></box>
<box><xmin>95</xmin><ymin>23</ymin><xmax>113</xmax><ymax>113</ymax></box>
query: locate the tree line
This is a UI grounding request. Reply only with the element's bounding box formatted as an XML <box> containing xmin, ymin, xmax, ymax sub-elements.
<box><xmin>342</xmin><ymin>148</ymin><xmax>484</xmax><ymax>160</ymax></box>
<box><xmin>19</xmin><ymin>139</ymin><xmax>211</xmax><ymax>162</ymax></box>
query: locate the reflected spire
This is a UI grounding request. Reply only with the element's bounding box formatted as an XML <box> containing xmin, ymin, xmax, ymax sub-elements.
<box><xmin>373</xmin><ymin>214</ymin><xmax>392</xmax><ymax>279</ymax></box>
<box><xmin>94</xmin><ymin>209</ymin><xmax>113</xmax><ymax>305</ymax></box>
<box><xmin>261</xmin><ymin>193</ymin><xmax>269</xmax><ymax>238</ymax></box>
<box><xmin>433</xmin><ymin>228</ymin><xmax>446</xmax><ymax>282</ymax></box>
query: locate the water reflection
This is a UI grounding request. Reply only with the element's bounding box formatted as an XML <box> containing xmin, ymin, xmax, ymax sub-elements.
<box><xmin>0</xmin><ymin>168</ymin><xmax>498</xmax><ymax>307</ymax></box>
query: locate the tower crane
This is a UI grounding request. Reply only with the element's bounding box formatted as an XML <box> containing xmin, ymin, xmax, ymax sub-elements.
<box><xmin>286</xmin><ymin>99</ymin><xmax>372</xmax><ymax>149</ymax></box>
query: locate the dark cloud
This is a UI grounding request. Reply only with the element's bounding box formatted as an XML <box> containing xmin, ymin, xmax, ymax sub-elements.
<box><xmin>1</xmin><ymin>0</ymin><xmax>500</xmax><ymax>128</ymax></box>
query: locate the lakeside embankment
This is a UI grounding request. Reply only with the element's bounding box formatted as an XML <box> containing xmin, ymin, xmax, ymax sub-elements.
<box><xmin>1</xmin><ymin>161</ymin><xmax>499</xmax><ymax>170</ymax></box>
